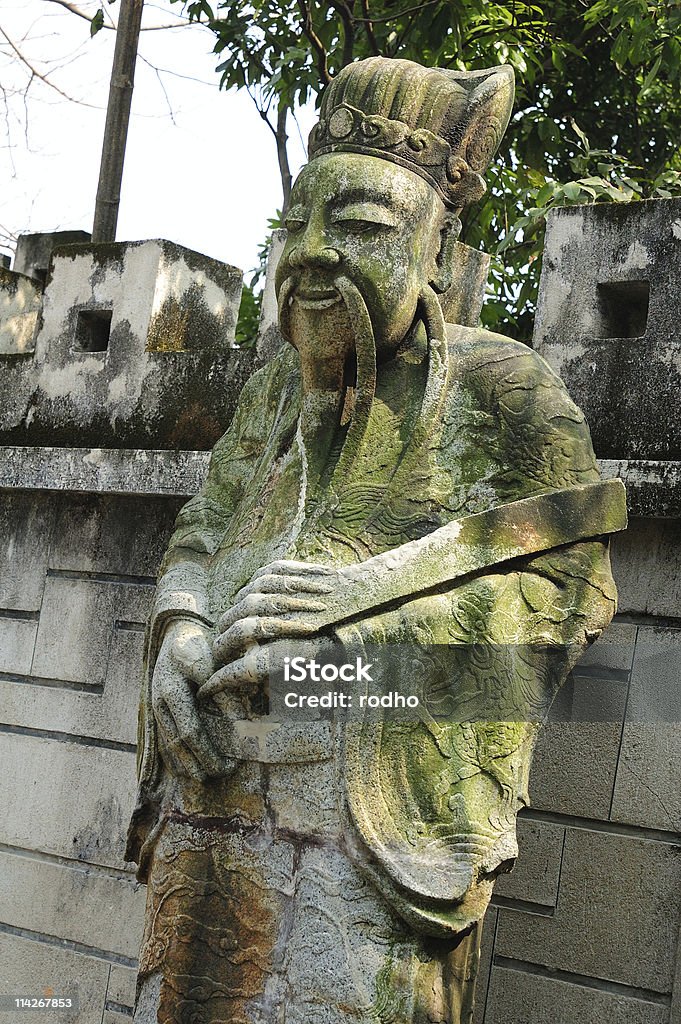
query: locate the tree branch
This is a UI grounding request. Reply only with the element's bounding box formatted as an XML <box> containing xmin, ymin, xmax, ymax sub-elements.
<box><xmin>328</xmin><ymin>0</ymin><xmax>356</xmax><ymax>68</ymax></box>
<box><xmin>276</xmin><ymin>102</ymin><xmax>293</xmax><ymax>211</ymax></box>
<box><xmin>353</xmin><ymin>0</ymin><xmax>440</xmax><ymax>24</ymax></box>
<box><xmin>360</xmin><ymin>0</ymin><xmax>380</xmax><ymax>55</ymax></box>
<box><xmin>296</xmin><ymin>0</ymin><xmax>331</xmax><ymax>85</ymax></box>
<box><xmin>0</xmin><ymin>24</ymin><xmax>99</xmax><ymax>107</ymax></box>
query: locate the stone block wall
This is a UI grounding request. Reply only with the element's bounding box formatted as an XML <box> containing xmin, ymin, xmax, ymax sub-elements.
<box><xmin>1</xmin><ymin>209</ymin><xmax>680</xmax><ymax>1024</ymax></box>
<box><xmin>0</xmin><ymin>487</ymin><xmax>187</xmax><ymax>1022</ymax></box>
<box><xmin>474</xmin><ymin>201</ymin><xmax>681</xmax><ymax>1024</ymax></box>
<box><xmin>0</xmin><ymin>233</ymin><xmax>243</xmax><ymax>1023</ymax></box>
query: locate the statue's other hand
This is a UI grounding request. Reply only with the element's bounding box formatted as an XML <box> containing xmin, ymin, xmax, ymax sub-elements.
<box><xmin>211</xmin><ymin>560</ymin><xmax>341</xmax><ymax>668</ymax></box>
<box><xmin>151</xmin><ymin>619</ymin><xmax>224</xmax><ymax>780</ymax></box>
<box><xmin>196</xmin><ymin>637</ymin><xmax>330</xmax><ymax>703</ymax></box>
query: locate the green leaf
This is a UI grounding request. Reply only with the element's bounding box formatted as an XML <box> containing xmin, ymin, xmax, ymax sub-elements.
<box><xmin>535</xmin><ymin>182</ymin><xmax>556</xmax><ymax>207</ymax></box>
<box><xmin>639</xmin><ymin>53</ymin><xmax>662</xmax><ymax>96</ymax></box>
<box><xmin>562</xmin><ymin>181</ymin><xmax>583</xmax><ymax>201</ymax></box>
<box><xmin>90</xmin><ymin>9</ymin><xmax>104</xmax><ymax>36</ymax></box>
<box><xmin>570</xmin><ymin>118</ymin><xmax>590</xmax><ymax>153</ymax></box>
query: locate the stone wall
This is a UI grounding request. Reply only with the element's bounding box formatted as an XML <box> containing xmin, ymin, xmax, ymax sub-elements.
<box><xmin>0</xmin><ymin>235</ymin><xmax>246</xmax><ymax>1023</ymax></box>
<box><xmin>1</xmin><ymin>209</ymin><xmax>680</xmax><ymax>1024</ymax></box>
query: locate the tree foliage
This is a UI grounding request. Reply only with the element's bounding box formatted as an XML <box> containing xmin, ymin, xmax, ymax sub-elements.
<box><xmin>179</xmin><ymin>0</ymin><xmax>681</xmax><ymax>342</ymax></box>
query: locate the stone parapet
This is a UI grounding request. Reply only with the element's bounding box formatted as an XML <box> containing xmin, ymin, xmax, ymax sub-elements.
<box><xmin>0</xmin><ymin>237</ymin><xmax>253</xmax><ymax>450</ymax></box>
<box><xmin>0</xmin><ymin>266</ymin><xmax>42</xmax><ymax>356</ymax></box>
<box><xmin>533</xmin><ymin>200</ymin><xmax>681</xmax><ymax>519</ymax></box>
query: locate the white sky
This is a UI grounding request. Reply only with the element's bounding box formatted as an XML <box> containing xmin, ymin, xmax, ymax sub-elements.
<box><xmin>0</xmin><ymin>0</ymin><xmax>316</xmax><ymax>277</ymax></box>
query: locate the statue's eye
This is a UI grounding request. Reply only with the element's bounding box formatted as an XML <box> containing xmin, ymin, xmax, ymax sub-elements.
<box><xmin>284</xmin><ymin>217</ymin><xmax>306</xmax><ymax>233</ymax></box>
<box><xmin>331</xmin><ymin>204</ymin><xmax>397</xmax><ymax>232</ymax></box>
<box><xmin>334</xmin><ymin>218</ymin><xmax>379</xmax><ymax>234</ymax></box>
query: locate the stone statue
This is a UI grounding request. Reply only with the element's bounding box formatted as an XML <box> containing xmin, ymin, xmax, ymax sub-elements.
<box><xmin>127</xmin><ymin>57</ymin><xmax>626</xmax><ymax>1024</ymax></box>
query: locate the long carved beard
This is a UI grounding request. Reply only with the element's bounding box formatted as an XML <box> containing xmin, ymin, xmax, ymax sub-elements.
<box><xmin>277</xmin><ymin>274</ymin><xmax>449</xmax><ymax>492</ymax></box>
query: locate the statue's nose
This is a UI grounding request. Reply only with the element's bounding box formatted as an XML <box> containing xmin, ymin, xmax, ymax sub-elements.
<box><xmin>289</xmin><ymin>229</ymin><xmax>341</xmax><ymax>270</ymax></box>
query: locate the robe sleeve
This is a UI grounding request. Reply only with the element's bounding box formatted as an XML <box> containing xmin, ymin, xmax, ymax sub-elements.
<box><xmin>338</xmin><ymin>337</ymin><xmax>620</xmax><ymax>936</ymax></box>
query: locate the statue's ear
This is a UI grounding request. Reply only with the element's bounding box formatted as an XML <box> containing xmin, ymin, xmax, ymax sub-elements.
<box><xmin>447</xmin><ymin>65</ymin><xmax>515</xmax><ymax>207</ymax></box>
<box><xmin>431</xmin><ymin>213</ymin><xmax>461</xmax><ymax>295</ymax></box>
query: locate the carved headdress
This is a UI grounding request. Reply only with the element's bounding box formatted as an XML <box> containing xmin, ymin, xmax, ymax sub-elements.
<box><xmin>308</xmin><ymin>57</ymin><xmax>515</xmax><ymax>208</ymax></box>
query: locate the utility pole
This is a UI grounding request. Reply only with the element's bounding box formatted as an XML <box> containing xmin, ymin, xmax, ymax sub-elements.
<box><xmin>92</xmin><ymin>0</ymin><xmax>144</xmax><ymax>243</ymax></box>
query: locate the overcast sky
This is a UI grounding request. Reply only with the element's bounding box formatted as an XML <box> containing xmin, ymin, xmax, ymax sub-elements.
<box><xmin>0</xmin><ymin>0</ymin><xmax>315</xmax><ymax>277</ymax></box>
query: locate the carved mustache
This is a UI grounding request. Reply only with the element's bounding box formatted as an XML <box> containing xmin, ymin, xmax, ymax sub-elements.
<box><xmin>277</xmin><ymin>270</ymin><xmax>369</xmax><ymax>340</ymax></box>
<box><xmin>276</xmin><ymin>270</ymin><xmax>344</xmax><ymax>317</ymax></box>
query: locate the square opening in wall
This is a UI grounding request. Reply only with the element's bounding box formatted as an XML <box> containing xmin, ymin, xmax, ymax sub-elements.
<box><xmin>595</xmin><ymin>280</ymin><xmax>649</xmax><ymax>339</ymax></box>
<box><xmin>74</xmin><ymin>308</ymin><xmax>112</xmax><ymax>352</ymax></box>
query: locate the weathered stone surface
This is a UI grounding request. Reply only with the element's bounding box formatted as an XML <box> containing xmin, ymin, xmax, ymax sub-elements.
<box><xmin>47</xmin><ymin>495</ymin><xmax>183</xmax><ymax>577</ymax></box>
<box><xmin>608</xmin><ymin>626</ymin><xmax>681</xmax><ymax>832</ymax></box>
<box><xmin>104</xmin><ymin>1011</ymin><xmax>135</xmax><ymax>1024</ymax></box>
<box><xmin>30</xmin><ymin>577</ymin><xmax>152</xmax><ymax>687</ymax></box>
<box><xmin>494</xmin><ymin>818</ymin><xmax>564</xmax><ymax>908</ymax></box>
<box><xmin>472</xmin><ymin>908</ymin><xmax>497</xmax><ymax>1024</ymax></box>
<box><xmin>13</xmin><ymin>229</ymin><xmax>91</xmax><ymax>281</ymax></box>
<box><xmin>496</xmin><ymin>829</ymin><xmax>681</xmax><ymax>993</ymax></box>
<box><xmin>533</xmin><ymin>200</ymin><xmax>681</xmax><ymax>463</ymax></box>
<box><xmin>255</xmin><ymin>228</ymin><xmax>287</xmax><ymax>364</ymax></box>
<box><xmin>599</xmin><ymin>458</ymin><xmax>681</xmax><ymax>518</ymax></box>
<box><xmin>0</xmin><ymin>446</ymin><xmax>210</xmax><ymax>496</ymax></box>
<box><xmin>0</xmin><ymin>629</ymin><xmax>144</xmax><ymax>745</ymax></box>
<box><xmin>107</xmin><ymin>965</ymin><xmax>138</xmax><ymax>1010</ymax></box>
<box><xmin>0</xmin><ymin>493</ymin><xmax>55</xmax><ymax>611</ymax></box>
<box><xmin>578</xmin><ymin>620</ymin><xmax>637</xmax><ymax>676</ymax></box>
<box><xmin>0</xmin><ymin>267</ymin><xmax>41</xmax><ymax>355</ymax></box>
<box><xmin>611</xmin><ymin>724</ymin><xmax>681</xmax><ymax>834</ymax></box>
<box><xmin>0</xmin><ymin>932</ymin><xmax>110</xmax><ymax>1024</ymax></box>
<box><xmin>484</xmin><ymin>966</ymin><xmax>668</xmax><ymax>1024</ymax></box>
<box><xmin>610</xmin><ymin>517</ymin><xmax>681</xmax><ymax>618</ymax></box>
<box><xmin>530</xmin><ymin>722</ymin><xmax>623</xmax><ymax>819</ymax></box>
<box><xmin>31</xmin><ymin>577</ymin><xmax>119</xmax><ymax>687</ymax></box>
<box><xmin>0</xmin><ymin>731</ymin><xmax>136</xmax><ymax>868</ymax></box>
<box><xmin>0</xmin><ymin>239</ymin><xmax>253</xmax><ymax>450</ymax></box>
<box><xmin>0</xmin><ymin>617</ymin><xmax>39</xmax><ymax>675</ymax></box>
<box><xmin>0</xmin><ymin>850</ymin><xmax>144</xmax><ymax>958</ymax></box>
<box><xmin>623</xmin><ymin>625</ymin><xmax>681</xmax><ymax>724</ymax></box>
<box><xmin>439</xmin><ymin>241</ymin><xmax>490</xmax><ymax>327</ymax></box>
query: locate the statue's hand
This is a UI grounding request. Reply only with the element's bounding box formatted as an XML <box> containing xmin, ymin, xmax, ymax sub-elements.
<box><xmin>151</xmin><ymin>619</ymin><xmax>224</xmax><ymax>780</ymax></box>
<box><xmin>196</xmin><ymin>560</ymin><xmax>344</xmax><ymax>703</ymax></box>
<box><xmin>211</xmin><ymin>560</ymin><xmax>342</xmax><ymax>667</ymax></box>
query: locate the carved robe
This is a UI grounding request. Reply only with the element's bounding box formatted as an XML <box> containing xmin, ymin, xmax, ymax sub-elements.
<box><xmin>128</xmin><ymin>324</ymin><xmax>620</xmax><ymax>1024</ymax></box>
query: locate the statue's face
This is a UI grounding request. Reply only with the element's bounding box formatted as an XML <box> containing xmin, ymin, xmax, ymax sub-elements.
<box><xmin>276</xmin><ymin>153</ymin><xmax>445</xmax><ymax>363</ymax></box>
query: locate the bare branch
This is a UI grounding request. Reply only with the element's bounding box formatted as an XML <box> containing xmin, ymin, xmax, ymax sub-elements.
<box><xmin>41</xmin><ymin>0</ymin><xmax>195</xmax><ymax>31</ymax></box>
<box><xmin>138</xmin><ymin>53</ymin><xmax>176</xmax><ymax>124</ymax></box>
<box><xmin>247</xmin><ymin>86</ymin><xmax>278</xmax><ymax>139</ymax></box>
<box><xmin>0</xmin><ymin>23</ymin><xmax>99</xmax><ymax>107</ymax></box>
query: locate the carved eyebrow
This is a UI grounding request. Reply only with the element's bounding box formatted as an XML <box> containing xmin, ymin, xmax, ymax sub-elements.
<box><xmin>330</xmin><ymin>186</ymin><xmax>402</xmax><ymax>209</ymax></box>
<box><xmin>330</xmin><ymin>202</ymin><xmax>399</xmax><ymax>226</ymax></box>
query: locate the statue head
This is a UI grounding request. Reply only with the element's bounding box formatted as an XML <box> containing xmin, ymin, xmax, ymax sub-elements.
<box><xmin>275</xmin><ymin>57</ymin><xmax>514</xmax><ymax>368</ymax></box>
